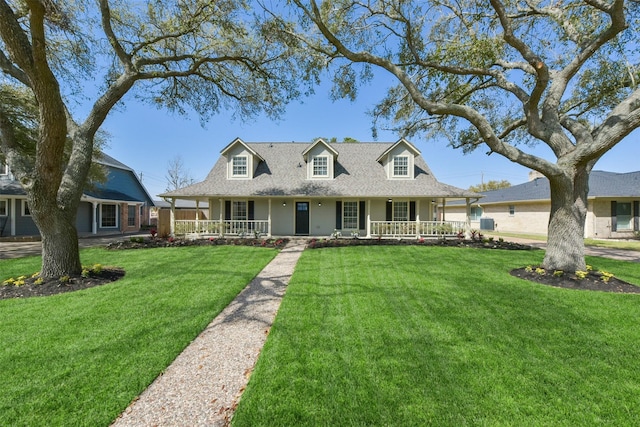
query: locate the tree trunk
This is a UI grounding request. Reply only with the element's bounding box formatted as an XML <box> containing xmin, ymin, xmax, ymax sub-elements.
<box><xmin>31</xmin><ymin>199</ymin><xmax>82</xmax><ymax>278</ymax></box>
<box><xmin>543</xmin><ymin>167</ymin><xmax>589</xmax><ymax>272</ymax></box>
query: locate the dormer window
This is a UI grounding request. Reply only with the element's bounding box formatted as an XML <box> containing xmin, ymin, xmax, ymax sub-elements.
<box><xmin>0</xmin><ymin>163</ymin><xmax>8</xmax><ymax>176</ymax></box>
<box><xmin>232</xmin><ymin>156</ymin><xmax>248</xmax><ymax>177</ymax></box>
<box><xmin>312</xmin><ymin>156</ymin><xmax>328</xmax><ymax>177</ymax></box>
<box><xmin>393</xmin><ymin>156</ymin><xmax>409</xmax><ymax>177</ymax></box>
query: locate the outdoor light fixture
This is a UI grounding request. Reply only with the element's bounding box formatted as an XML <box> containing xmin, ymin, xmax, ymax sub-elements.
<box><xmin>388</xmin><ymin>198</ymin><xmax>393</xmax><ymax>203</ymax></box>
<box><xmin>282</xmin><ymin>202</ymin><xmax>287</xmax><ymax>207</ymax></box>
<box><xmin>318</xmin><ymin>202</ymin><xmax>322</xmax><ymax>207</ymax></box>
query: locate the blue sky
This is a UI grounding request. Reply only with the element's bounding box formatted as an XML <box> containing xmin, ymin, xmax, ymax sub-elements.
<box><xmin>96</xmin><ymin>77</ymin><xmax>639</xmax><ymax>200</ymax></box>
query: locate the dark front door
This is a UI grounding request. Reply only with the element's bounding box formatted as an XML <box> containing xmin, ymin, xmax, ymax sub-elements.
<box><xmin>295</xmin><ymin>202</ymin><xmax>310</xmax><ymax>235</ymax></box>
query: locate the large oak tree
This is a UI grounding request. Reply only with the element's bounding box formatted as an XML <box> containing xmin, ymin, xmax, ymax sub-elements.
<box><xmin>276</xmin><ymin>0</ymin><xmax>640</xmax><ymax>271</ymax></box>
<box><xmin>0</xmin><ymin>0</ymin><xmax>307</xmax><ymax>277</ymax></box>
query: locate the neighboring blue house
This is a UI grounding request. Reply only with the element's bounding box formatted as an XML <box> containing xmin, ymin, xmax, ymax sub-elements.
<box><xmin>0</xmin><ymin>153</ymin><xmax>154</xmax><ymax>238</ymax></box>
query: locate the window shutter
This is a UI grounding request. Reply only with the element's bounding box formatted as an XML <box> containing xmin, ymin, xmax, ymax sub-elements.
<box><xmin>386</xmin><ymin>200</ymin><xmax>393</xmax><ymax>221</ymax></box>
<box><xmin>611</xmin><ymin>201</ymin><xmax>617</xmax><ymax>232</ymax></box>
<box><xmin>335</xmin><ymin>201</ymin><xmax>342</xmax><ymax>229</ymax></box>
<box><xmin>409</xmin><ymin>201</ymin><xmax>416</xmax><ymax>221</ymax></box>
<box><xmin>634</xmin><ymin>201</ymin><xmax>639</xmax><ymax>232</ymax></box>
<box><xmin>359</xmin><ymin>201</ymin><xmax>366</xmax><ymax>230</ymax></box>
<box><xmin>225</xmin><ymin>200</ymin><xmax>231</xmax><ymax>221</ymax></box>
<box><xmin>248</xmin><ymin>200</ymin><xmax>255</xmax><ymax>221</ymax></box>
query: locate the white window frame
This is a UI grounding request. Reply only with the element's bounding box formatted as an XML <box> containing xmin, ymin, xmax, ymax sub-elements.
<box><xmin>343</xmin><ymin>201</ymin><xmax>359</xmax><ymax>230</ymax></box>
<box><xmin>232</xmin><ymin>200</ymin><xmax>248</xmax><ymax>221</ymax></box>
<box><xmin>0</xmin><ymin>199</ymin><xmax>7</xmax><ymax>216</ymax></box>
<box><xmin>21</xmin><ymin>200</ymin><xmax>31</xmax><ymax>217</ymax></box>
<box><xmin>312</xmin><ymin>156</ymin><xmax>329</xmax><ymax>177</ymax></box>
<box><xmin>470</xmin><ymin>206</ymin><xmax>483</xmax><ymax>221</ymax></box>
<box><xmin>392</xmin><ymin>156</ymin><xmax>409</xmax><ymax>177</ymax></box>
<box><xmin>616</xmin><ymin>202</ymin><xmax>632</xmax><ymax>230</ymax></box>
<box><xmin>393</xmin><ymin>201</ymin><xmax>409</xmax><ymax>221</ymax></box>
<box><xmin>0</xmin><ymin>163</ymin><xmax>8</xmax><ymax>175</ymax></box>
<box><xmin>127</xmin><ymin>204</ymin><xmax>136</xmax><ymax>227</ymax></box>
<box><xmin>100</xmin><ymin>204</ymin><xmax>118</xmax><ymax>228</ymax></box>
<box><xmin>232</xmin><ymin>156</ymin><xmax>248</xmax><ymax>177</ymax></box>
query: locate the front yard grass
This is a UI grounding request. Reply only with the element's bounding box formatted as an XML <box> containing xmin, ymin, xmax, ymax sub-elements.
<box><xmin>0</xmin><ymin>246</ymin><xmax>277</xmax><ymax>427</ymax></box>
<box><xmin>233</xmin><ymin>246</ymin><xmax>640</xmax><ymax>426</ymax></box>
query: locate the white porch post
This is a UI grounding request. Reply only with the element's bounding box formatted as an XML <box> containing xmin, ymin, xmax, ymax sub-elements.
<box><xmin>170</xmin><ymin>198</ymin><xmax>175</xmax><ymax>236</ymax></box>
<box><xmin>465</xmin><ymin>198</ymin><xmax>472</xmax><ymax>239</ymax></box>
<box><xmin>91</xmin><ymin>201</ymin><xmax>98</xmax><ymax>234</ymax></box>
<box><xmin>416</xmin><ymin>199</ymin><xmax>421</xmax><ymax>238</ymax></box>
<box><xmin>195</xmin><ymin>200</ymin><xmax>200</xmax><ymax>234</ymax></box>
<box><xmin>441</xmin><ymin>198</ymin><xmax>446</xmax><ymax>221</ymax></box>
<box><xmin>268</xmin><ymin>199</ymin><xmax>272</xmax><ymax>237</ymax></box>
<box><xmin>366</xmin><ymin>199</ymin><xmax>371</xmax><ymax>238</ymax></box>
<box><xmin>219</xmin><ymin>199</ymin><xmax>224</xmax><ymax>236</ymax></box>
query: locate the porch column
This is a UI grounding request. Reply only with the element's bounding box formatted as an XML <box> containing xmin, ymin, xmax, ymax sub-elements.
<box><xmin>170</xmin><ymin>198</ymin><xmax>175</xmax><ymax>236</ymax></box>
<box><xmin>441</xmin><ymin>198</ymin><xmax>446</xmax><ymax>221</ymax></box>
<box><xmin>366</xmin><ymin>199</ymin><xmax>371</xmax><ymax>238</ymax></box>
<box><xmin>91</xmin><ymin>201</ymin><xmax>98</xmax><ymax>234</ymax></box>
<box><xmin>415</xmin><ymin>199</ymin><xmax>421</xmax><ymax>238</ymax></box>
<box><xmin>268</xmin><ymin>198</ymin><xmax>272</xmax><ymax>237</ymax></box>
<box><xmin>219</xmin><ymin>199</ymin><xmax>224</xmax><ymax>237</ymax></box>
<box><xmin>195</xmin><ymin>200</ymin><xmax>200</xmax><ymax>234</ymax></box>
<box><xmin>465</xmin><ymin>197</ymin><xmax>472</xmax><ymax>239</ymax></box>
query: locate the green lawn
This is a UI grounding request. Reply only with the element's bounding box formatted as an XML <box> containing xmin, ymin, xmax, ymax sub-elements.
<box><xmin>0</xmin><ymin>246</ymin><xmax>277</xmax><ymax>427</ymax></box>
<box><xmin>233</xmin><ymin>246</ymin><xmax>640</xmax><ymax>426</ymax></box>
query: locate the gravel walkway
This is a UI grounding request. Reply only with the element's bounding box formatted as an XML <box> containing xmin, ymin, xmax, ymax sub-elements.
<box><xmin>111</xmin><ymin>240</ymin><xmax>306</xmax><ymax>427</ymax></box>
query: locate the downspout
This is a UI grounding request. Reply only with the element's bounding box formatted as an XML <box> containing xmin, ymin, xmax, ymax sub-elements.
<box><xmin>268</xmin><ymin>198</ymin><xmax>272</xmax><ymax>237</ymax></box>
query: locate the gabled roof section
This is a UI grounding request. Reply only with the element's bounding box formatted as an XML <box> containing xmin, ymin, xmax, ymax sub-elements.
<box><xmin>96</xmin><ymin>152</ymin><xmax>134</xmax><ymax>171</ymax></box>
<box><xmin>376</xmin><ymin>138</ymin><xmax>420</xmax><ymax>163</ymax></box>
<box><xmin>220</xmin><ymin>137</ymin><xmax>265</xmax><ymax>162</ymax></box>
<box><xmin>160</xmin><ymin>142</ymin><xmax>477</xmax><ymax>199</ymax></box>
<box><xmin>302</xmin><ymin>138</ymin><xmax>339</xmax><ymax>161</ymax></box>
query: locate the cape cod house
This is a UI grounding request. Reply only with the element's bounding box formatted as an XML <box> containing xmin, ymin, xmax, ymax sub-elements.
<box><xmin>0</xmin><ymin>153</ymin><xmax>154</xmax><ymax>238</ymax></box>
<box><xmin>160</xmin><ymin>138</ymin><xmax>479</xmax><ymax>238</ymax></box>
<box><xmin>444</xmin><ymin>170</ymin><xmax>640</xmax><ymax>239</ymax></box>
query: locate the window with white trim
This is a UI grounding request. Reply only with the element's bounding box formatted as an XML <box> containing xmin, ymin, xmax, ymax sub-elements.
<box><xmin>393</xmin><ymin>201</ymin><xmax>409</xmax><ymax>221</ymax></box>
<box><xmin>470</xmin><ymin>206</ymin><xmax>483</xmax><ymax>220</ymax></box>
<box><xmin>343</xmin><ymin>201</ymin><xmax>358</xmax><ymax>229</ymax></box>
<box><xmin>22</xmin><ymin>200</ymin><xmax>31</xmax><ymax>216</ymax></box>
<box><xmin>0</xmin><ymin>163</ymin><xmax>8</xmax><ymax>175</ymax></box>
<box><xmin>393</xmin><ymin>156</ymin><xmax>409</xmax><ymax>177</ymax></box>
<box><xmin>312</xmin><ymin>156</ymin><xmax>328</xmax><ymax>177</ymax></box>
<box><xmin>232</xmin><ymin>156</ymin><xmax>248</xmax><ymax>177</ymax></box>
<box><xmin>0</xmin><ymin>199</ymin><xmax>7</xmax><ymax>216</ymax></box>
<box><xmin>127</xmin><ymin>205</ymin><xmax>136</xmax><ymax>227</ymax></box>
<box><xmin>101</xmin><ymin>204</ymin><xmax>117</xmax><ymax>228</ymax></box>
<box><xmin>616</xmin><ymin>202</ymin><xmax>632</xmax><ymax>230</ymax></box>
<box><xmin>232</xmin><ymin>201</ymin><xmax>247</xmax><ymax>220</ymax></box>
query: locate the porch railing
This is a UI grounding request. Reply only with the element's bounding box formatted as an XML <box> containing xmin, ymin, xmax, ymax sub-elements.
<box><xmin>370</xmin><ymin>220</ymin><xmax>465</xmax><ymax>237</ymax></box>
<box><xmin>174</xmin><ymin>220</ymin><xmax>269</xmax><ymax>237</ymax></box>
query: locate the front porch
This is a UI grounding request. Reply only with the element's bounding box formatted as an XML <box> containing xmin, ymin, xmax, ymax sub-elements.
<box><xmin>174</xmin><ymin>218</ymin><xmax>467</xmax><ymax>239</ymax></box>
<box><xmin>165</xmin><ymin>197</ymin><xmax>475</xmax><ymax>239</ymax></box>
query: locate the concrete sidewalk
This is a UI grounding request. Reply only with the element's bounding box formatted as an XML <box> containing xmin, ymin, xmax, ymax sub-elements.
<box><xmin>111</xmin><ymin>240</ymin><xmax>306</xmax><ymax>427</ymax></box>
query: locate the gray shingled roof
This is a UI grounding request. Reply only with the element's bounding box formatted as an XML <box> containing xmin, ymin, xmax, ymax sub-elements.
<box><xmin>160</xmin><ymin>142</ymin><xmax>478</xmax><ymax>199</ymax></box>
<box><xmin>456</xmin><ymin>170</ymin><xmax>640</xmax><ymax>205</ymax></box>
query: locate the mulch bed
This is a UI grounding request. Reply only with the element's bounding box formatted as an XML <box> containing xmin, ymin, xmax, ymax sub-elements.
<box><xmin>0</xmin><ymin>267</ymin><xmax>125</xmax><ymax>300</ymax></box>
<box><xmin>510</xmin><ymin>267</ymin><xmax>640</xmax><ymax>293</ymax></box>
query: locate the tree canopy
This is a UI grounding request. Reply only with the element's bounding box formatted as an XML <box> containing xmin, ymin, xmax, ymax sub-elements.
<box><xmin>273</xmin><ymin>0</ymin><xmax>640</xmax><ymax>271</ymax></box>
<box><xmin>468</xmin><ymin>180</ymin><xmax>511</xmax><ymax>193</ymax></box>
<box><xmin>0</xmin><ymin>0</ymin><xmax>311</xmax><ymax>276</ymax></box>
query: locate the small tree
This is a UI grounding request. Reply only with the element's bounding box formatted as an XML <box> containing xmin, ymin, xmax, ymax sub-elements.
<box><xmin>165</xmin><ymin>155</ymin><xmax>195</xmax><ymax>192</ymax></box>
<box><xmin>275</xmin><ymin>0</ymin><xmax>640</xmax><ymax>271</ymax></box>
<box><xmin>0</xmin><ymin>0</ymin><xmax>308</xmax><ymax>277</ymax></box>
<box><xmin>469</xmin><ymin>180</ymin><xmax>511</xmax><ymax>193</ymax></box>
